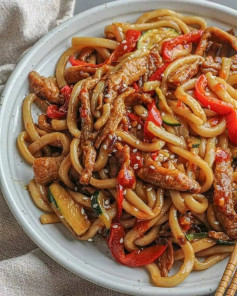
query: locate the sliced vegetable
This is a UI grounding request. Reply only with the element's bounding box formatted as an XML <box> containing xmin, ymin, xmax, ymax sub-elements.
<box><xmin>46</xmin><ymin>85</ymin><xmax>72</xmax><ymax>119</ymax></box>
<box><xmin>130</xmin><ymin>150</ymin><xmax>144</xmax><ymax>170</ymax></box>
<box><xmin>186</xmin><ymin>232</ymin><xmax>208</xmax><ymax>241</ymax></box>
<box><xmin>149</xmin><ymin>63</ymin><xmax>170</xmax><ymax>81</ymax></box>
<box><xmin>216</xmin><ymin>240</ymin><xmax>235</xmax><ymax>245</ymax></box>
<box><xmin>186</xmin><ymin>232</ymin><xmax>235</xmax><ymax>245</ymax></box>
<box><xmin>162</xmin><ymin>30</ymin><xmax>203</xmax><ymax>61</ymax></box>
<box><xmin>69</xmin><ymin>56</ymin><xmax>105</xmax><ymax>68</ymax></box>
<box><xmin>48</xmin><ymin>189</ymin><xmax>59</xmax><ymax>209</ymax></box>
<box><xmin>226</xmin><ymin>110</ymin><xmax>237</xmax><ymax>146</ymax></box>
<box><xmin>48</xmin><ymin>182</ymin><xmax>90</xmax><ymax>236</ymax></box>
<box><xmin>91</xmin><ymin>190</ymin><xmax>111</xmax><ymax>229</ymax></box>
<box><xmin>195</xmin><ymin>75</ymin><xmax>233</xmax><ymax>115</ymax></box>
<box><xmin>144</xmin><ymin>101</ymin><xmax>162</xmax><ymax>140</ymax></box>
<box><xmin>109</xmin><ymin>29</ymin><xmax>141</xmax><ymax>64</ymax></box>
<box><xmin>108</xmin><ymin>223</ymin><xmax>167</xmax><ymax>267</ymax></box>
<box><xmin>195</xmin><ymin>75</ymin><xmax>237</xmax><ymax>146</ymax></box>
<box><xmin>162</xmin><ymin>113</ymin><xmax>181</xmax><ymax>126</ymax></box>
<box><xmin>137</xmin><ymin>28</ymin><xmax>179</xmax><ymax>50</ymax></box>
<box><xmin>187</xmin><ymin>137</ymin><xmax>201</xmax><ymax>148</ymax></box>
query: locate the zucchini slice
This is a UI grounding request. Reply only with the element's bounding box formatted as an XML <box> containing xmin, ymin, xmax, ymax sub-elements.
<box><xmin>48</xmin><ymin>182</ymin><xmax>90</xmax><ymax>236</ymax></box>
<box><xmin>91</xmin><ymin>191</ymin><xmax>111</xmax><ymax>229</ymax></box>
<box><xmin>187</xmin><ymin>137</ymin><xmax>201</xmax><ymax>148</ymax></box>
<box><xmin>137</xmin><ymin>28</ymin><xmax>179</xmax><ymax>50</ymax></box>
<box><xmin>162</xmin><ymin>113</ymin><xmax>181</xmax><ymax>126</ymax></box>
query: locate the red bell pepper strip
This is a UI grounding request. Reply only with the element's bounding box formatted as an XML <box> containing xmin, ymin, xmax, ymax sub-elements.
<box><xmin>178</xmin><ymin>215</ymin><xmax>192</xmax><ymax>232</ymax></box>
<box><xmin>69</xmin><ymin>56</ymin><xmax>105</xmax><ymax>68</ymax></box>
<box><xmin>151</xmin><ymin>151</ymin><xmax>159</xmax><ymax>161</ymax></box>
<box><xmin>226</xmin><ymin>110</ymin><xmax>237</xmax><ymax>145</ymax></box>
<box><xmin>162</xmin><ymin>30</ymin><xmax>203</xmax><ymax>61</ymax></box>
<box><xmin>148</xmin><ymin>63</ymin><xmax>170</xmax><ymax>81</ymax></box>
<box><xmin>46</xmin><ymin>85</ymin><xmax>72</xmax><ymax>119</ymax></box>
<box><xmin>216</xmin><ymin>147</ymin><xmax>231</xmax><ymax>163</ymax></box>
<box><xmin>195</xmin><ymin>75</ymin><xmax>233</xmax><ymax>115</ymax></box>
<box><xmin>109</xmin><ymin>30</ymin><xmax>141</xmax><ymax>64</ymax></box>
<box><xmin>127</xmin><ymin>112</ymin><xmax>143</xmax><ymax>123</ymax></box>
<box><xmin>108</xmin><ymin>223</ymin><xmax>167</xmax><ymax>267</ymax></box>
<box><xmin>133</xmin><ymin>82</ymin><xmax>139</xmax><ymax>92</ymax></box>
<box><xmin>144</xmin><ymin>101</ymin><xmax>162</xmax><ymax>140</ymax></box>
<box><xmin>130</xmin><ymin>150</ymin><xmax>144</xmax><ymax>171</ymax></box>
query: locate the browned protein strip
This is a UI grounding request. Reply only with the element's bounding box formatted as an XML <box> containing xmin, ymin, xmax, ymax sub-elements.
<box><xmin>158</xmin><ymin>238</ymin><xmax>174</xmax><ymax>277</ymax></box>
<box><xmin>168</xmin><ymin>59</ymin><xmax>200</xmax><ymax>87</ymax></box>
<box><xmin>79</xmin><ymin>79</ymin><xmax>99</xmax><ymax>185</ymax></box>
<box><xmin>195</xmin><ymin>27</ymin><xmax>237</xmax><ymax>56</ymax></box>
<box><xmin>65</xmin><ymin>66</ymin><xmax>96</xmax><ymax>84</ymax></box>
<box><xmin>137</xmin><ymin>157</ymin><xmax>201</xmax><ymax>193</ymax></box>
<box><xmin>33</xmin><ymin>157</ymin><xmax>61</xmax><ymax>185</ymax></box>
<box><xmin>213</xmin><ymin>149</ymin><xmax>237</xmax><ymax>239</ymax></box>
<box><xmin>109</xmin><ymin>56</ymin><xmax>148</xmax><ymax>86</ymax></box>
<box><xmin>95</xmin><ymin>88</ymin><xmax>135</xmax><ymax>148</ymax></box>
<box><xmin>28</xmin><ymin>71</ymin><xmax>64</xmax><ymax>104</ymax></box>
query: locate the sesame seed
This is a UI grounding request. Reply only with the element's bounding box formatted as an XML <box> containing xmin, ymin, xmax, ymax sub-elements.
<box><xmin>118</xmin><ymin>136</ymin><xmax>122</xmax><ymax>141</ymax></box>
<box><xmin>128</xmin><ymin>125</ymin><xmax>132</xmax><ymax>129</ymax></box>
<box><xmin>207</xmin><ymin>105</ymin><xmax>211</xmax><ymax>109</ymax></box>
<box><xmin>88</xmin><ymin>238</ymin><xmax>93</xmax><ymax>242</ymax></box>
<box><xmin>118</xmin><ymin>27</ymin><xmax>122</xmax><ymax>32</ymax></box>
<box><xmin>134</xmin><ymin>208</ymin><xmax>139</xmax><ymax>212</ymax></box>
<box><xmin>123</xmin><ymin>189</ymin><xmax>127</xmax><ymax>195</ymax></box>
<box><xmin>81</xmin><ymin>208</ymin><xmax>85</xmax><ymax>215</ymax></box>
<box><xmin>133</xmin><ymin>148</ymin><xmax>137</xmax><ymax>153</ymax></box>
<box><xmin>133</xmin><ymin>164</ymin><xmax>139</xmax><ymax>169</ymax></box>
<box><xmin>109</xmin><ymin>134</ymin><xmax>113</xmax><ymax>140</ymax></box>
<box><xmin>108</xmin><ymin>154</ymin><xmax>112</xmax><ymax>157</ymax></box>
<box><xmin>93</xmin><ymin>204</ymin><xmax>98</xmax><ymax>208</ymax></box>
<box><xmin>105</xmin><ymin>200</ymin><xmax>109</xmax><ymax>205</ymax></box>
<box><xmin>122</xmin><ymin>40</ymin><xmax>126</xmax><ymax>44</ymax></box>
<box><xmin>161</xmin><ymin>73</ymin><xmax>164</xmax><ymax>77</ymax></box>
<box><xmin>136</xmin><ymin>140</ymin><xmax>140</xmax><ymax>144</ymax></box>
<box><xmin>59</xmin><ymin>216</ymin><xmax>64</xmax><ymax>219</ymax></box>
<box><xmin>113</xmin><ymin>224</ymin><xmax>118</xmax><ymax>228</ymax></box>
<box><xmin>147</xmin><ymin>187</ymin><xmax>152</xmax><ymax>192</ymax></box>
<box><xmin>103</xmin><ymin>144</ymin><xmax>107</xmax><ymax>150</ymax></box>
<box><xmin>120</xmin><ymin>238</ymin><xmax>124</xmax><ymax>243</ymax></box>
<box><xmin>170</xmin><ymin>155</ymin><xmax>175</xmax><ymax>159</ymax></box>
<box><xmin>136</xmin><ymin>156</ymin><xmax>140</xmax><ymax>160</ymax></box>
<box><xmin>124</xmin><ymin>45</ymin><xmax>128</xmax><ymax>50</ymax></box>
<box><xmin>83</xmin><ymin>197</ymin><xmax>88</xmax><ymax>200</ymax></box>
<box><xmin>74</xmin><ymin>187</ymin><xmax>78</xmax><ymax>191</ymax></box>
<box><xmin>104</xmin><ymin>94</ymin><xmax>111</xmax><ymax>98</ymax></box>
<box><xmin>113</xmin><ymin>149</ymin><xmax>117</xmax><ymax>153</ymax></box>
<box><xmin>104</xmin><ymin>168</ymin><xmax>108</xmax><ymax>173</ymax></box>
<box><xmin>165</xmin><ymin>175</ymin><xmax>169</xmax><ymax>180</ymax></box>
<box><xmin>150</xmin><ymin>165</ymin><xmax>155</xmax><ymax>169</ymax></box>
<box><xmin>161</xmin><ymin>112</ymin><xmax>165</xmax><ymax>116</ymax></box>
<box><xmin>123</xmin><ymin>83</ymin><xmax>127</xmax><ymax>88</ymax></box>
<box><xmin>137</xmin><ymin>124</ymin><xmax>141</xmax><ymax>130</ymax></box>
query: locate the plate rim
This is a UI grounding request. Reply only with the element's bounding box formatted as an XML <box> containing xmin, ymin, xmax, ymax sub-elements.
<box><xmin>1</xmin><ymin>0</ymin><xmax>237</xmax><ymax>295</ymax></box>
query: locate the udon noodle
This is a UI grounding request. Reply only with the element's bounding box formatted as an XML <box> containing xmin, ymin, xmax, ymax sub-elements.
<box><xmin>17</xmin><ymin>9</ymin><xmax>237</xmax><ymax>287</ymax></box>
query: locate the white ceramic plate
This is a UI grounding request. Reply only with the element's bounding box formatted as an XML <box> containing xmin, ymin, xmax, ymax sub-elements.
<box><xmin>1</xmin><ymin>1</ymin><xmax>236</xmax><ymax>295</ymax></box>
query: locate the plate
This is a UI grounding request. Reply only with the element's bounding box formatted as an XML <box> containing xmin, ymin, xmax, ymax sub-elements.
<box><xmin>0</xmin><ymin>1</ymin><xmax>236</xmax><ymax>295</ymax></box>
